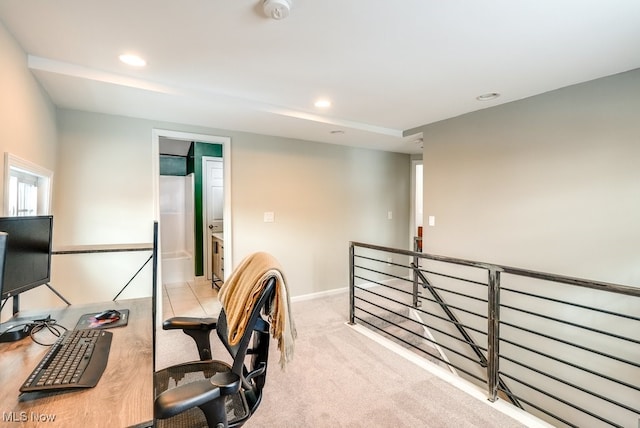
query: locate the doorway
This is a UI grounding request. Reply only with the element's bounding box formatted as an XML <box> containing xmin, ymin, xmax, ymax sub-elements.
<box><xmin>411</xmin><ymin>159</ymin><xmax>423</xmax><ymax>251</ymax></box>
<box><xmin>151</xmin><ymin>130</ymin><xmax>232</xmax><ymax>292</ymax></box>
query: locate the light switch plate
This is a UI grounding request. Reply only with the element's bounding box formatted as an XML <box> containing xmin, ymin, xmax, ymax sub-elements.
<box><xmin>428</xmin><ymin>215</ymin><xmax>435</xmax><ymax>227</ymax></box>
<box><xmin>263</xmin><ymin>211</ymin><xmax>275</xmax><ymax>223</ymax></box>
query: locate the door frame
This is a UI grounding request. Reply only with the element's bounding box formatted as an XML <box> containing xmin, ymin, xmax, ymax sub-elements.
<box><xmin>151</xmin><ymin>129</ymin><xmax>232</xmax><ymax>288</ymax></box>
<box><xmin>410</xmin><ymin>158</ymin><xmax>423</xmax><ymax>252</ymax></box>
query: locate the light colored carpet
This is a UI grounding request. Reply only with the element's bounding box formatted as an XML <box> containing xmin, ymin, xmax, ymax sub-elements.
<box><xmin>156</xmin><ymin>292</ymin><xmax>528</xmax><ymax>428</ymax></box>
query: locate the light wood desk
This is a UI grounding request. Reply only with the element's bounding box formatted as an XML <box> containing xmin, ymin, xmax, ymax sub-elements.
<box><xmin>0</xmin><ymin>298</ymin><xmax>152</xmax><ymax>427</ymax></box>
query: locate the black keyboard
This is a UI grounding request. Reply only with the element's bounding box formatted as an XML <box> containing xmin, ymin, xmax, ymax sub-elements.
<box><xmin>20</xmin><ymin>329</ymin><xmax>112</xmax><ymax>393</ymax></box>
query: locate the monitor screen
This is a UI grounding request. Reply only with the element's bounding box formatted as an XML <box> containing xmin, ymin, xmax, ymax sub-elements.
<box><xmin>0</xmin><ymin>216</ymin><xmax>53</xmax><ymax>300</ymax></box>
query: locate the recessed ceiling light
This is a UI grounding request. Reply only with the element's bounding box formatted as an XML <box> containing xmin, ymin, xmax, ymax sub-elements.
<box><xmin>119</xmin><ymin>54</ymin><xmax>146</xmax><ymax>67</ymax></box>
<box><xmin>476</xmin><ymin>92</ymin><xmax>500</xmax><ymax>101</ymax></box>
<box><xmin>314</xmin><ymin>99</ymin><xmax>331</xmax><ymax>108</ymax></box>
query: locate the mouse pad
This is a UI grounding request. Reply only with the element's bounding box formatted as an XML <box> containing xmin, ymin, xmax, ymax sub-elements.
<box><xmin>74</xmin><ymin>309</ymin><xmax>130</xmax><ymax>330</ymax></box>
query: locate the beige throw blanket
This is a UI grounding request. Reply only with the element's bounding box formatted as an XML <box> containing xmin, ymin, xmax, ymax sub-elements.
<box><xmin>218</xmin><ymin>252</ymin><xmax>296</xmax><ymax>369</ymax></box>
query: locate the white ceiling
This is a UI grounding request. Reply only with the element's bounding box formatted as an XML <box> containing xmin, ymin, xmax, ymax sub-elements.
<box><xmin>1</xmin><ymin>1</ymin><xmax>640</xmax><ymax>154</ymax></box>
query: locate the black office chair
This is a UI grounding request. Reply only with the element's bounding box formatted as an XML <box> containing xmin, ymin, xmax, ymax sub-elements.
<box><xmin>154</xmin><ymin>277</ymin><xmax>276</xmax><ymax>428</ymax></box>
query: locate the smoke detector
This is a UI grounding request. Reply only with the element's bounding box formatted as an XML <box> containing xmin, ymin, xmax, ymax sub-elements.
<box><xmin>263</xmin><ymin>0</ymin><xmax>292</xmax><ymax>20</ymax></box>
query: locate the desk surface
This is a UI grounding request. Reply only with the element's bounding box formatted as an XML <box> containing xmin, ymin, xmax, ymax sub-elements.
<box><xmin>0</xmin><ymin>298</ymin><xmax>152</xmax><ymax>427</ymax></box>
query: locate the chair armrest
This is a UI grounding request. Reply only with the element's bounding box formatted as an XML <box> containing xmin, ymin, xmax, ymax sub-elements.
<box><xmin>163</xmin><ymin>317</ymin><xmax>219</xmax><ymax>361</ymax></box>
<box><xmin>163</xmin><ymin>316</ymin><xmax>217</xmax><ymax>331</ymax></box>
<box><xmin>155</xmin><ymin>372</ymin><xmax>241</xmax><ymax>420</ymax></box>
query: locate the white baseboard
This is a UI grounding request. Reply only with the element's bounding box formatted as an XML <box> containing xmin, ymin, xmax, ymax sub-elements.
<box><xmin>292</xmin><ymin>286</ymin><xmax>348</xmax><ymax>302</ymax></box>
<box><xmin>291</xmin><ymin>277</ymin><xmax>411</xmax><ymax>302</ymax></box>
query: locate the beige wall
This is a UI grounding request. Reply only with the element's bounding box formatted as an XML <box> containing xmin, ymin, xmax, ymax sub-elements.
<box><xmin>410</xmin><ymin>69</ymin><xmax>640</xmax><ymax>426</ymax></box>
<box><xmin>52</xmin><ymin>110</ymin><xmax>411</xmax><ymax>302</ymax></box>
<box><xmin>50</xmin><ymin>110</ymin><xmax>156</xmax><ymax>306</ymax></box>
<box><xmin>231</xmin><ymin>133</ymin><xmax>411</xmax><ymax>296</ymax></box>
<box><xmin>414</xmin><ymin>69</ymin><xmax>640</xmax><ymax>287</ymax></box>
<box><xmin>0</xmin><ymin>21</ymin><xmax>58</xmax><ymax>319</ymax></box>
<box><xmin>54</xmin><ymin>110</ymin><xmax>155</xmax><ymax>246</ymax></box>
<box><xmin>0</xmin><ymin>20</ymin><xmax>57</xmax><ymax>214</ymax></box>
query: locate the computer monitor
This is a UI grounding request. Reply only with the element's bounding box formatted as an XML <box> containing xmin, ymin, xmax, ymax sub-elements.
<box><xmin>0</xmin><ymin>215</ymin><xmax>53</xmax><ymax>309</ymax></box>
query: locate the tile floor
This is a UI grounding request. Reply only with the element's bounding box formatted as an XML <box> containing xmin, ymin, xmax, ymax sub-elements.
<box><xmin>161</xmin><ymin>277</ymin><xmax>221</xmax><ymax>319</ymax></box>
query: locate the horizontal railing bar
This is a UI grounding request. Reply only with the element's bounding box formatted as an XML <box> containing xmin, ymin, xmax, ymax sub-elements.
<box><xmin>417</xmin><ymin>267</ymin><xmax>488</xmax><ymax>288</ymax></box>
<box><xmin>353</xmin><ymin>282</ymin><xmax>413</xmax><ymax>303</ymax></box>
<box><xmin>354</xmin><ymin>294</ymin><xmax>488</xmax><ymax>352</ymax></box>
<box><xmin>353</xmin><ymin>241</ymin><xmax>497</xmax><ymax>270</ymax></box>
<box><xmin>354</xmin><ymin>280</ymin><xmax>489</xmax><ymax>327</ymax></box>
<box><xmin>412</xmin><ymin>308</ymin><xmax>487</xmax><ymax>342</ymax></box>
<box><xmin>353</xmin><ymin>265</ymin><xmax>412</xmax><ymax>283</ymax></box>
<box><xmin>501</xmin><ymin>303</ymin><xmax>640</xmax><ymax>345</ymax></box>
<box><xmin>354</xmin><ymin>275</ymin><xmax>487</xmax><ymax>327</ymax></box>
<box><xmin>353</xmin><ymin>313</ymin><xmax>487</xmax><ymax>383</ymax></box>
<box><xmin>500</xmin><ymin>337</ymin><xmax>640</xmax><ymax>393</ymax></box>
<box><xmin>420</xmin><ymin>281</ymin><xmax>489</xmax><ymax>304</ymax></box>
<box><xmin>353</xmin><ymin>308</ymin><xmax>485</xmax><ymax>367</ymax></box>
<box><xmin>501</xmin><ymin>320</ymin><xmax>640</xmax><ymax>368</ymax></box>
<box><xmin>353</xmin><ymin>286</ymin><xmax>488</xmax><ymax>337</ymax></box>
<box><xmin>354</xmin><ymin>256</ymin><xmax>413</xmax><ymax>272</ymax></box>
<box><xmin>354</xmin><ymin>288</ymin><xmax>487</xmax><ymax>342</ymax></box>
<box><xmin>501</xmin><ymin>286</ymin><xmax>640</xmax><ymax>322</ymax></box>
<box><xmin>355</xmin><ymin>261</ymin><xmax>412</xmax><ymax>275</ymax></box>
<box><xmin>354</xmin><ymin>254</ymin><xmax>410</xmax><ymax>270</ymax></box>
<box><xmin>352</xmin><ymin>241</ymin><xmax>640</xmax><ymax>297</ymax></box>
<box><xmin>353</xmin><ymin>277</ymin><xmax>413</xmax><ymax>295</ymax></box>
<box><xmin>499</xmin><ymin>266</ymin><xmax>640</xmax><ymax>298</ymax></box>
<box><xmin>499</xmin><ymin>356</ymin><xmax>640</xmax><ymax>414</ymax></box>
<box><xmin>417</xmin><ymin>294</ymin><xmax>487</xmax><ymax>321</ymax></box>
<box><xmin>498</xmin><ymin>372</ymin><xmax>623</xmax><ymax>428</ymax></box>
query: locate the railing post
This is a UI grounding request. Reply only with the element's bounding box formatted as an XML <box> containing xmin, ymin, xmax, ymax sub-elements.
<box><xmin>349</xmin><ymin>242</ymin><xmax>355</xmax><ymax>325</ymax></box>
<box><xmin>487</xmin><ymin>268</ymin><xmax>501</xmax><ymax>402</ymax></box>
<box><xmin>412</xmin><ymin>244</ymin><xmax>420</xmax><ymax>308</ymax></box>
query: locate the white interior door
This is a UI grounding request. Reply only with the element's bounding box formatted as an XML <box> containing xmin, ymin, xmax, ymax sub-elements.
<box><xmin>203</xmin><ymin>157</ymin><xmax>223</xmax><ymax>280</ymax></box>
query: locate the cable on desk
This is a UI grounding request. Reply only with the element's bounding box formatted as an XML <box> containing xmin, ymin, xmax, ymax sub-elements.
<box><xmin>30</xmin><ymin>317</ymin><xmax>68</xmax><ymax>346</ymax></box>
<box><xmin>0</xmin><ymin>316</ymin><xmax>68</xmax><ymax>346</ymax></box>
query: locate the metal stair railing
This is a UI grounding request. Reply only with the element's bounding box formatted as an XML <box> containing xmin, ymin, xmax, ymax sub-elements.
<box><xmin>349</xmin><ymin>241</ymin><xmax>640</xmax><ymax>428</ymax></box>
<box><xmin>411</xmin><ymin>263</ymin><xmax>522</xmax><ymax>409</ymax></box>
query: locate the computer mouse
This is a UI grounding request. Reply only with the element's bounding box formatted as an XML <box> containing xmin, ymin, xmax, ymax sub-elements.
<box><xmin>94</xmin><ymin>309</ymin><xmax>120</xmax><ymax>321</ymax></box>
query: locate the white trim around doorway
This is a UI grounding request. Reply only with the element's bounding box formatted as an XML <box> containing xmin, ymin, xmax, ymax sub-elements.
<box><xmin>151</xmin><ymin>129</ymin><xmax>232</xmax><ymax>290</ymax></box>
